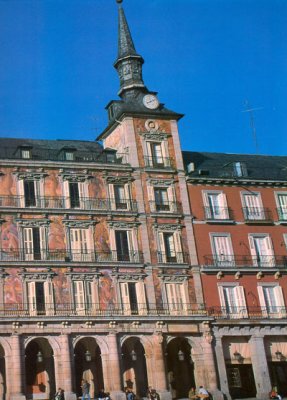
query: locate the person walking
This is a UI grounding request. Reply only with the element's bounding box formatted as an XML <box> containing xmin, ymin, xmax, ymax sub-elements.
<box><xmin>55</xmin><ymin>388</ymin><xmax>64</xmax><ymax>400</ymax></box>
<box><xmin>197</xmin><ymin>386</ymin><xmax>209</xmax><ymax>399</ymax></box>
<box><xmin>81</xmin><ymin>380</ymin><xmax>91</xmax><ymax>400</ymax></box>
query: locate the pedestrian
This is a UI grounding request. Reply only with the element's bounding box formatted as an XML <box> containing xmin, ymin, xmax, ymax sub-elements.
<box><xmin>270</xmin><ymin>388</ymin><xmax>282</xmax><ymax>400</ymax></box>
<box><xmin>81</xmin><ymin>380</ymin><xmax>91</xmax><ymax>400</ymax></box>
<box><xmin>98</xmin><ymin>389</ymin><xmax>106</xmax><ymax>400</ymax></box>
<box><xmin>197</xmin><ymin>386</ymin><xmax>209</xmax><ymax>399</ymax></box>
<box><xmin>188</xmin><ymin>387</ymin><xmax>197</xmax><ymax>400</ymax></box>
<box><xmin>150</xmin><ymin>389</ymin><xmax>160</xmax><ymax>400</ymax></box>
<box><xmin>126</xmin><ymin>388</ymin><xmax>135</xmax><ymax>400</ymax></box>
<box><xmin>55</xmin><ymin>388</ymin><xmax>64</xmax><ymax>400</ymax></box>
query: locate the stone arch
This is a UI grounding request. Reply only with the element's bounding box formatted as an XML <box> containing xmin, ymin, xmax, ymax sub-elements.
<box><xmin>0</xmin><ymin>339</ymin><xmax>7</xmax><ymax>400</ymax></box>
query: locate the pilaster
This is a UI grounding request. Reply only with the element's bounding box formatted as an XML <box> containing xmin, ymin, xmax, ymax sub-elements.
<box><xmin>60</xmin><ymin>334</ymin><xmax>77</xmax><ymax>400</ymax></box>
<box><xmin>9</xmin><ymin>334</ymin><xmax>25</xmax><ymax>400</ymax></box>
<box><xmin>249</xmin><ymin>335</ymin><xmax>271</xmax><ymax>399</ymax></box>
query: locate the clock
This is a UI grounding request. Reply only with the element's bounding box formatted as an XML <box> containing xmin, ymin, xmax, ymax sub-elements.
<box><xmin>143</xmin><ymin>94</ymin><xmax>159</xmax><ymax>109</ymax></box>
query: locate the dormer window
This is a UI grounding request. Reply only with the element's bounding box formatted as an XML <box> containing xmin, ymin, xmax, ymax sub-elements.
<box><xmin>233</xmin><ymin>162</ymin><xmax>247</xmax><ymax>177</ymax></box>
<box><xmin>65</xmin><ymin>151</ymin><xmax>74</xmax><ymax>161</ymax></box>
<box><xmin>19</xmin><ymin>146</ymin><xmax>32</xmax><ymax>159</ymax></box>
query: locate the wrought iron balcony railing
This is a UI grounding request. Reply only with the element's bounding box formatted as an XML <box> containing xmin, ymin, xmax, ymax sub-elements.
<box><xmin>149</xmin><ymin>201</ymin><xmax>179</xmax><ymax>213</ymax></box>
<box><xmin>208</xmin><ymin>306</ymin><xmax>287</xmax><ymax>319</ymax></box>
<box><xmin>203</xmin><ymin>254</ymin><xmax>287</xmax><ymax>268</ymax></box>
<box><xmin>204</xmin><ymin>206</ymin><xmax>233</xmax><ymax>221</ymax></box>
<box><xmin>0</xmin><ymin>249</ymin><xmax>144</xmax><ymax>263</ymax></box>
<box><xmin>0</xmin><ymin>147</ymin><xmax>128</xmax><ymax>164</ymax></box>
<box><xmin>277</xmin><ymin>207</ymin><xmax>287</xmax><ymax>221</ymax></box>
<box><xmin>0</xmin><ymin>303</ymin><xmax>207</xmax><ymax>318</ymax></box>
<box><xmin>242</xmin><ymin>207</ymin><xmax>273</xmax><ymax>222</ymax></box>
<box><xmin>156</xmin><ymin>251</ymin><xmax>188</xmax><ymax>264</ymax></box>
<box><xmin>0</xmin><ymin>195</ymin><xmax>138</xmax><ymax>212</ymax></box>
<box><xmin>144</xmin><ymin>156</ymin><xmax>173</xmax><ymax>169</ymax></box>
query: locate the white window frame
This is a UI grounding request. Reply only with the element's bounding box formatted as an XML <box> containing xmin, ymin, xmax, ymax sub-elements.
<box><xmin>119</xmin><ymin>280</ymin><xmax>147</xmax><ymax>316</ymax></box>
<box><xmin>275</xmin><ymin>192</ymin><xmax>287</xmax><ymax>221</ymax></box>
<box><xmin>63</xmin><ymin>180</ymin><xmax>88</xmax><ymax>209</ymax></box>
<box><xmin>22</xmin><ymin>226</ymin><xmax>47</xmax><ymax>261</ymax></box>
<box><xmin>202</xmin><ymin>190</ymin><xmax>229</xmax><ymax>220</ymax></box>
<box><xmin>69</xmin><ymin>227</ymin><xmax>94</xmax><ymax>262</ymax></box>
<box><xmin>257</xmin><ymin>283</ymin><xmax>286</xmax><ymax>318</ymax></box>
<box><xmin>17</xmin><ymin>178</ymin><xmax>44</xmax><ymax>208</ymax></box>
<box><xmin>218</xmin><ymin>283</ymin><xmax>248</xmax><ymax>318</ymax></box>
<box><xmin>157</xmin><ymin>230</ymin><xmax>183</xmax><ymax>263</ymax></box>
<box><xmin>210</xmin><ymin>233</ymin><xmax>234</xmax><ymax>266</ymax></box>
<box><xmin>109</xmin><ymin>228</ymin><xmax>139</xmax><ymax>262</ymax></box>
<box><xmin>248</xmin><ymin>234</ymin><xmax>275</xmax><ymax>267</ymax></box>
<box><xmin>241</xmin><ymin>191</ymin><xmax>264</xmax><ymax>220</ymax></box>
<box><xmin>108</xmin><ymin>183</ymin><xmax>131</xmax><ymax>211</ymax></box>
<box><xmin>27</xmin><ymin>280</ymin><xmax>54</xmax><ymax>316</ymax></box>
<box><xmin>145</xmin><ymin>139</ymin><xmax>169</xmax><ymax>167</ymax></box>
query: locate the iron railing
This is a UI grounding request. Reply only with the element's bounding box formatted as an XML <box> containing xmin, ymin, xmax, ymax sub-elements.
<box><xmin>0</xmin><ymin>303</ymin><xmax>207</xmax><ymax>318</ymax></box>
<box><xmin>207</xmin><ymin>306</ymin><xmax>287</xmax><ymax>319</ymax></box>
<box><xmin>149</xmin><ymin>201</ymin><xmax>179</xmax><ymax>213</ymax></box>
<box><xmin>203</xmin><ymin>254</ymin><xmax>287</xmax><ymax>268</ymax></box>
<box><xmin>156</xmin><ymin>251</ymin><xmax>188</xmax><ymax>264</ymax></box>
<box><xmin>204</xmin><ymin>206</ymin><xmax>233</xmax><ymax>220</ymax></box>
<box><xmin>242</xmin><ymin>207</ymin><xmax>273</xmax><ymax>222</ymax></box>
<box><xmin>0</xmin><ymin>249</ymin><xmax>144</xmax><ymax>263</ymax></box>
<box><xmin>0</xmin><ymin>195</ymin><xmax>138</xmax><ymax>212</ymax></box>
<box><xmin>0</xmin><ymin>147</ymin><xmax>128</xmax><ymax>164</ymax></box>
<box><xmin>144</xmin><ymin>156</ymin><xmax>173</xmax><ymax>168</ymax></box>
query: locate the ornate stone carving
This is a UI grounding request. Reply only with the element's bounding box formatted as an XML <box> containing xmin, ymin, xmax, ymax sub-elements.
<box><xmin>108</xmin><ymin>221</ymin><xmax>140</xmax><ymax>229</ymax></box>
<box><xmin>14</xmin><ymin>172</ymin><xmax>48</xmax><ymax>180</ymax></box>
<box><xmin>148</xmin><ymin>178</ymin><xmax>174</xmax><ymax>186</ymax></box>
<box><xmin>20</xmin><ymin>270</ymin><xmax>56</xmax><ymax>281</ymax></box>
<box><xmin>16</xmin><ymin>219</ymin><xmax>50</xmax><ymax>227</ymax></box>
<box><xmin>153</xmin><ymin>223</ymin><xmax>182</xmax><ymax>231</ymax></box>
<box><xmin>63</xmin><ymin>219</ymin><xmax>97</xmax><ymax>228</ymax></box>
<box><xmin>139</xmin><ymin>132</ymin><xmax>168</xmax><ymax>141</ymax></box>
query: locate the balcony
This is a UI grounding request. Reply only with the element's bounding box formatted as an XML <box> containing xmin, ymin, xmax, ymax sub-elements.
<box><xmin>0</xmin><ymin>249</ymin><xmax>144</xmax><ymax>263</ymax></box>
<box><xmin>277</xmin><ymin>207</ymin><xmax>287</xmax><ymax>223</ymax></box>
<box><xmin>0</xmin><ymin>147</ymin><xmax>128</xmax><ymax>164</ymax></box>
<box><xmin>204</xmin><ymin>206</ymin><xmax>233</xmax><ymax>222</ymax></box>
<box><xmin>208</xmin><ymin>306</ymin><xmax>287</xmax><ymax>319</ymax></box>
<box><xmin>203</xmin><ymin>254</ymin><xmax>287</xmax><ymax>268</ymax></box>
<box><xmin>144</xmin><ymin>156</ymin><xmax>173</xmax><ymax>169</ymax></box>
<box><xmin>242</xmin><ymin>207</ymin><xmax>273</xmax><ymax>223</ymax></box>
<box><xmin>156</xmin><ymin>251</ymin><xmax>188</xmax><ymax>264</ymax></box>
<box><xmin>149</xmin><ymin>201</ymin><xmax>179</xmax><ymax>213</ymax></box>
<box><xmin>0</xmin><ymin>195</ymin><xmax>138</xmax><ymax>212</ymax></box>
<box><xmin>0</xmin><ymin>302</ymin><xmax>207</xmax><ymax>318</ymax></box>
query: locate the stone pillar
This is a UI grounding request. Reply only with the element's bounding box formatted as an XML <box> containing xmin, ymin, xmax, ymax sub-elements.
<box><xmin>106</xmin><ymin>333</ymin><xmax>126</xmax><ymax>400</ymax></box>
<box><xmin>152</xmin><ymin>334</ymin><xmax>172</xmax><ymax>400</ymax></box>
<box><xmin>249</xmin><ymin>336</ymin><xmax>271</xmax><ymax>399</ymax></box>
<box><xmin>200</xmin><ymin>324</ymin><xmax>223</xmax><ymax>400</ymax></box>
<box><xmin>60</xmin><ymin>334</ymin><xmax>77</xmax><ymax>400</ymax></box>
<box><xmin>214</xmin><ymin>336</ymin><xmax>231</xmax><ymax>400</ymax></box>
<box><xmin>191</xmin><ymin>266</ymin><xmax>204</xmax><ymax>306</ymax></box>
<box><xmin>10</xmin><ymin>334</ymin><xmax>25</xmax><ymax>400</ymax></box>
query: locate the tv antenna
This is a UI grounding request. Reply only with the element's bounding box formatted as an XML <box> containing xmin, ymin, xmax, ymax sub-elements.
<box><xmin>242</xmin><ymin>100</ymin><xmax>263</xmax><ymax>154</ymax></box>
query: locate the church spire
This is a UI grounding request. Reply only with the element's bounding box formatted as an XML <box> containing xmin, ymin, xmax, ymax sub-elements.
<box><xmin>114</xmin><ymin>0</ymin><xmax>146</xmax><ymax>99</ymax></box>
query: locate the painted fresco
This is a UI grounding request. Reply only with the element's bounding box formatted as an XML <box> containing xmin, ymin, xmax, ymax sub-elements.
<box><xmin>48</xmin><ymin>217</ymin><xmax>66</xmax><ymax>252</ymax></box>
<box><xmin>152</xmin><ymin>269</ymin><xmax>163</xmax><ymax>307</ymax></box>
<box><xmin>99</xmin><ymin>271</ymin><xmax>117</xmax><ymax>309</ymax></box>
<box><xmin>4</xmin><ymin>268</ymin><xmax>23</xmax><ymax>305</ymax></box>
<box><xmin>53</xmin><ymin>269</ymin><xmax>70</xmax><ymax>306</ymax></box>
<box><xmin>88</xmin><ymin>175</ymin><xmax>106</xmax><ymax>199</ymax></box>
<box><xmin>94</xmin><ymin>219</ymin><xmax>110</xmax><ymax>253</ymax></box>
<box><xmin>44</xmin><ymin>172</ymin><xmax>62</xmax><ymax>196</ymax></box>
<box><xmin>0</xmin><ymin>216</ymin><xmax>19</xmax><ymax>258</ymax></box>
<box><xmin>0</xmin><ymin>170</ymin><xmax>16</xmax><ymax>195</ymax></box>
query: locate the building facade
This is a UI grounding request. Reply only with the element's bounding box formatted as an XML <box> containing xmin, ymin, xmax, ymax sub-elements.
<box><xmin>0</xmin><ymin>2</ymin><xmax>286</xmax><ymax>400</ymax></box>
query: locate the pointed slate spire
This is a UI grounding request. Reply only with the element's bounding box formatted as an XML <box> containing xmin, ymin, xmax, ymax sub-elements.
<box><xmin>114</xmin><ymin>0</ymin><xmax>146</xmax><ymax>98</ymax></box>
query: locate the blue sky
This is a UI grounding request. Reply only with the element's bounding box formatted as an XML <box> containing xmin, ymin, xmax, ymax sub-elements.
<box><xmin>0</xmin><ymin>0</ymin><xmax>286</xmax><ymax>155</ymax></box>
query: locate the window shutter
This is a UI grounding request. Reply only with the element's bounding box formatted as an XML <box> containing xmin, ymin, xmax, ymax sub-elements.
<box><xmin>147</xmin><ymin>185</ymin><xmax>155</xmax><ymax>212</ymax></box>
<box><xmin>136</xmin><ymin>281</ymin><xmax>147</xmax><ymax>315</ymax></box>
<box><xmin>78</xmin><ymin>182</ymin><xmax>86</xmax><ymax>209</ymax></box>
<box><xmin>274</xmin><ymin>286</ymin><xmax>285</xmax><ymax>317</ymax></box>
<box><xmin>120</xmin><ymin>282</ymin><xmax>131</xmax><ymax>315</ymax></box>
<box><xmin>174</xmin><ymin>232</ymin><xmax>183</xmax><ymax>263</ymax></box>
<box><xmin>18</xmin><ymin>179</ymin><xmax>25</xmax><ymax>207</ymax></box>
<box><xmin>179</xmin><ymin>283</ymin><xmax>189</xmax><ymax>313</ymax></box>
<box><xmin>74</xmin><ymin>281</ymin><xmax>85</xmax><ymax>313</ymax></box>
<box><xmin>158</xmin><ymin>232</ymin><xmax>166</xmax><ymax>263</ymax></box>
<box><xmin>109</xmin><ymin>184</ymin><xmax>116</xmax><ymax>210</ymax></box>
<box><xmin>90</xmin><ymin>280</ymin><xmax>99</xmax><ymax>313</ymax></box>
<box><xmin>166</xmin><ymin>283</ymin><xmax>177</xmax><ymax>313</ymax></box>
<box><xmin>235</xmin><ymin>286</ymin><xmax>247</xmax><ymax>318</ymax></box>
<box><xmin>24</xmin><ymin>228</ymin><xmax>34</xmax><ymax>261</ymax></box>
<box><xmin>257</xmin><ymin>285</ymin><xmax>267</xmax><ymax>316</ymax></box>
<box><xmin>28</xmin><ymin>282</ymin><xmax>37</xmax><ymax>316</ymax></box>
<box><xmin>39</xmin><ymin>226</ymin><xmax>46</xmax><ymax>260</ymax></box>
<box><xmin>63</xmin><ymin>180</ymin><xmax>70</xmax><ymax>208</ymax></box>
<box><xmin>44</xmin><ymin>281</ymin><xmax>54</xmax><ymax>315</ymax></box>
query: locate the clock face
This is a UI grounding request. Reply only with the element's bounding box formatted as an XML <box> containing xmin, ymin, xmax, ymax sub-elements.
<box><xmin>143</xmin><ymin>94</ymin><xmax>159</xmax><ymax>109</ymax></box>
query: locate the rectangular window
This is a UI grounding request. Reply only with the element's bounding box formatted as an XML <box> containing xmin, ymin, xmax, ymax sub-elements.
<box><xmin>63</xmin><ymin>181</ymin><xmax>86</xmax><ymax>209</ymax></box>
<box><xmin>114</xmin><ymin>185</ymin><xmax>128</xmax><ymax>210</ymax></box>
<box><xmin>242</xmin><ymin>193</ymin><xmax>264</xmax><ymax>220</ymax></box>
<box><xmin>218</xmin><ymin>285</ymin><xmax>247</xmax><ymax>318</ymax></box>
<box><xmin>18</xmin><ymin>179</ymin><xmax>42</xmax><ymax>208</ymax></box>
<box><xmin>24</xmin><ymin>180</ymin><xmax>36</xmax><ymax>207</ymax></box>
<box><xmin>23</xmin><ymin>227</ymin><xmax>45</xmax><ymax>261</ymax></box>
<box><xmin>21</xmin><ymin>149</ymin><xmax>31</xmax><ymax>159</ymax></box>
<box><xmin>211</xmin><ymin>234</ymin><xmax>234</xmax><ymax>266</ymax></box>
<box><xmin>120</xmin><ymin>281</ymin><xmax>146</xmax><ymax>315</ymax></box>
<box><xmin>65</xmin><ymin>151</ymin><xmax>74</xmax><ymax>161</ymax></box>
<box><xmin>154</xmin><ymin>188</ymin><xmax>169</xmax><ymax>211</ymax></box>
<box><xmin>249</xmin><ymin>235</ymin><xmax>275</xmax><ymax>267</ymax></box>
<box><xmin>204</xmin><ymin>191</ymin><xmax>229</xmax><ymax>220</ymax></box>
<box><xmin>27</xmin><ymin>281</ymin><xmax>54</xmax><ymax>316</ymax></box>
<box><xmin>115</xmin><ymin>230</ymin><xmax>130</xmax><ymax>261</ymax></box>
<box><xmin>158</xmin><ymin>231</ymin><xmax>183</xmax><ymax>263</ymax></box>
<box><xmin>151</xmin><ymin>143</ymin><xmax>164</xmax><ymax>167</ymax></box>
<box><xmin>233</xmin><ymin>162</ymin><xmax>247</xmax><ymax>178</ymax></box>
<box><xmin>70</xmin><ymin>228</ymin><xmax>92</xmax><ymax>261</ymax></box>
<box><xmin>257</xmin><ymin>284</ymin><xmax>286</xmax><ymax>317</ymax></box>
<box><xmin>165</xmin><ymin>283</ymin><xmax>188</xmax><ymax>314</ymax></box>
<box><xmin>276</xmin><ymin>193</ymin><xmax>287</xmax><ymax>220</ymax></box>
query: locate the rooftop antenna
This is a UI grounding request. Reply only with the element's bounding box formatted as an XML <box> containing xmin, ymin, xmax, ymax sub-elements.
<box><xmin>242</xmin><ymin>100</ymin><xmax>263</xmax><ymax>154</ymax></box>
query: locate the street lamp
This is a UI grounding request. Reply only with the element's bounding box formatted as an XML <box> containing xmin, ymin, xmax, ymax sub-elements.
<box><xmin>178</xmin><ymin>350</ymin><xmax>185</xmax><ymax>361</ymax></box>
<box><xmin>130</xmin><ymin>350</ymin><xmax>137</xmax><ymax>361</ymax></box>
<box><xmin>36</xmin><ymin>351</ymin><xmax>43</xmax><ymax>363</ymax></box>
<box><xmin>275</xmin><ymin>350</ymin><xmax>283</xmax><ymax>360</ymax></box>
<box><xmin>85</xmin><ymin>350</ymin><xmax>92</xmax><ymax>362</ymax></box>
<box><xmin>233</xmin><ymin>351</ymin><xmax>242</xmax><ymax>362</ymax></box>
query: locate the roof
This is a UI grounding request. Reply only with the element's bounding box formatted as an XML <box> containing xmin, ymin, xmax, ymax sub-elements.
<box><xmin>183</xmin><ymin>151</ymin><xmax>287</xmax><ymax>182</ymax></box>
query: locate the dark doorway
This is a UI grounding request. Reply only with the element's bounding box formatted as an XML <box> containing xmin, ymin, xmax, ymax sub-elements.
<box><xmin>226</xmin><ymin>364</ymin><xmax>256</xmax><ymax>399</ymax></box>
<box><xmin>268</xmin><ymin>362</ymin><xmax>287</xmax><ymax>397</ymax></box>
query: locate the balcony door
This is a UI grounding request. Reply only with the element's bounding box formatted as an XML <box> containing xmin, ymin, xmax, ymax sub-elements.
<box><xmin>243</xmin><ymin>193</ymin><xmax>263</xmax><ymax>220</ymax></box>
<box><xmin>23</xmin><ymin>227</ymin><xmax>45</xmax><ymax>261</ymax></box>
<box><xmin>249</xmin><ymin>235</ymin><xmax>275</xmax><ymax>267</ymax></box>
<box><xmin>258</xmin><ymin>285</ymin><xmax>285</xmax><ymax>317</ymax></box>
<box><xmin>28</xmin><ymin>281</ymin><xmax>54</xmax><ymax>316</ymax></box>
<box><xmin>277</xmin><ymin>194</ymin><xmax>287</xmax><ymax>220</ymax></box>
<box><xmin>70</xmin><ymin>228</ymin><xmax>92</xmax><ymax>261</ymax></box>
<box><xmin>115</xmin><ymin>230</ymin><xmax>131</xmax><ymax>261</ymax></box>
<box><xmin>211</xmin><ymin>235</ymin><xmax>234</xmax><ymax>266</ymax></box>
<box><xmin>120</xmin><ymin>281</ymin><xmax>146</xmax><ymax>315</ymax></box>
<box><xmin>165</xmin><ymin>283</ymin><xmax>188</xmax><ymax>315</ymax></box>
